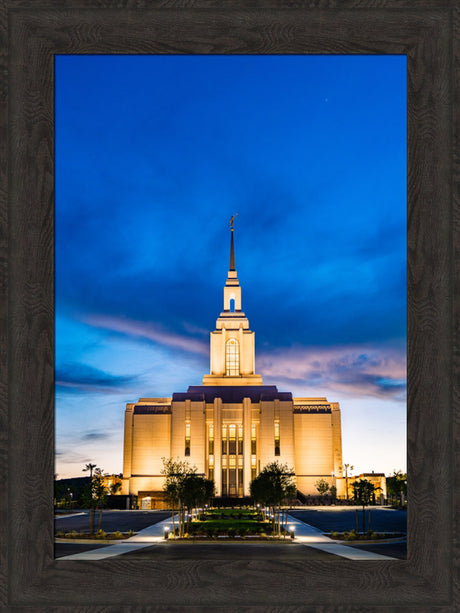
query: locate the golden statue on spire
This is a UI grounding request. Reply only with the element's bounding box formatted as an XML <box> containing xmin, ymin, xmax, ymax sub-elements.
<box><xmin>230</xmin><ymin>213</ymin><xmax>238</xmax><ymax>229</ymax></box>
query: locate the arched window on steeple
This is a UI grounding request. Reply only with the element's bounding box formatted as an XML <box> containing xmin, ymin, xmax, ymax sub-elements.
<box><xmin>226</xmin><ymin>338</ymin><xmax>240</xmax><ymax>376</ymax></box>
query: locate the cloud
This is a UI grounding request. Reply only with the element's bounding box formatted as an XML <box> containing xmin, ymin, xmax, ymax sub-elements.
<box><xmin>84</xmin><ymin>314</ymin><xmax>208</xmax><ymax>356</ymax></box>
<box><xmin>80</xmin><ymin>430</ymin><xmax>112</xmax><ymax>442</ymax></box>
<box><xmin>258</xmin><ymin>344</ymin><xmax>406</xmax><ymax>401</ymax></box>
<box><xmin>56</xmin><ymin>362</ymin><xmax>138</xmax><ymax>394</ymax></box>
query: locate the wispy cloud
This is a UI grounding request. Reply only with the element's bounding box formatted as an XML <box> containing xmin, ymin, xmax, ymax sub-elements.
<box><xmin>85</xmin><ymin>315</ymin><xmax>208</xmax><ymax>356</ymax></box>
<box><xmin>80</xmin><ymin>430</ymin><xmax>112</xmax><ymax>442</ymax></box>
<box><xmin>258</xmin><ymin>345</ymin><xmax>406</xmax><ymax>401</ymax></box>
<box><xmin>56</xmin><ymin>362</ymin><xmax>138</xmax><ymax>394</ymax></box>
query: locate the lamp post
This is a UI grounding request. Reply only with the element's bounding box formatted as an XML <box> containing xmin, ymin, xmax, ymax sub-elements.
<box><xmin>164</xmin><ymin>526</ymin><xmax>170</xmax><ymax>540</ymax></box>
<box><xmin>289</xmin><ymin>525</ymin><xmax>295</xmax><ymax>539</ymax></box>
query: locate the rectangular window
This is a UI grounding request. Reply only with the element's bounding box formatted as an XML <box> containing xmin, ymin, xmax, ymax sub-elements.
<box><xmin>229</xmin><ymin>468</ymin><xmax>236</xmax><ymax>496</ymax></box>
<box><xmin>222</xmin><ymin>469</ymin><xmax>228</xmax><ymax>495</ymax></box>
<box><xmin>229</xmin><ymin>424</ymin><xmax>236</xmax><ymax>455</ymax></box>
<box><xmin>226</xmin><ymin>338</ymin><xmax>239</xmax><ymax>376</ymax></box>
<box><xmin>208</xmin><ymin>467</ymin><xmax>214</xmax><ymax>482</ymax></box>
<box><xmin>238</xmin><ymin>425</ymin><xmax>243</xmax><ymax>455</ymax></box>
<box><xmin>251</xmin><ymin>423</ymin><xmax>256</xmax><ymax>455</ymax></box>
<box><xmin>238</xmin><ymin>468</ymin><xmax>243</xmax><ymax>496</ymax></box>
<box><xmin>222</xmin><ymin>424</ymin><xmax>227</xmax><ymax>455</ymax></box>
<box><xmin>274</xmin><ymin>420</ymin><xmax>280</xmax><ymax>456</ymax></box>
<box><xmin>185</xmin><ymin>422</ymin><xmax>191</xmax><ymax>456</ymax></box>
<box><xmin>208</xmin><ymin>424</ymin><xmax>214</xmax><ymax>455</ymax></box>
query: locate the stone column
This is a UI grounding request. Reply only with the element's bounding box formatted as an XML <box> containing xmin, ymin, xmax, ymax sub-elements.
<box><xmin>214</xmin><ymin>397</ymin><xmax>222</xmax><ymax>496</ymax></box>
<box><xmin>243</xmin><ymin>397</ymin><xmax>252</xmax><ymax>496</ymax></box>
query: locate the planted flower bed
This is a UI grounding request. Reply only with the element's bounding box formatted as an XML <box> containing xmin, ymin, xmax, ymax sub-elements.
<box><xmin>55</xmin><ymin>529</ymin><xmax>135</xmax><ymax>540</ymax></box>
<box><xmin>327</xmin><ymin>530</ymin><xmax>405</xmax><ymax>541</ymax></box>
<box><xmin>168</xmin><ymin>507</ymin><xmax>291</xmax><ymax>539</ymax></box>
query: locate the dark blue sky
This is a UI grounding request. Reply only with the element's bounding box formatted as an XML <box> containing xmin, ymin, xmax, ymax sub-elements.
<box><xmin>55</xmin><ymin>55</ymin><xmax>406</xmax><ymax>478</ymax></box>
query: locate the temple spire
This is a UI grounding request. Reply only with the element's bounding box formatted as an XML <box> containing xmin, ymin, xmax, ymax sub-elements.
<box><xmin>230</xmin><ymin>214</ymin><xmax>238</xmax><ymax>271</ymax></box>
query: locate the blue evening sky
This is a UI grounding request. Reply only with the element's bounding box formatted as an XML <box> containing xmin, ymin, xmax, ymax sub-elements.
<box><xmin>55</xmin><ymin>55</ymin><xmax>406</xmax><ymax>479</ymax></box>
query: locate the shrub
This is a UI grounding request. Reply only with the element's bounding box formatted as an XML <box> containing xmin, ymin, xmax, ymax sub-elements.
<box><xmin>96</xmin><ymin>529</ymin><xmax>107</xmax><ymax>539</ymax></box>
<box><xmin>345</xmin><ymin>530</ymin><xmax>357</xmax><ymax>541</ymax></box>
<box><xmin>56</xmin><ymin>530</ymin><xmax>64</xmax><ymax>538</ymax></box>
<box><xmin>112</xmin><ymin>531</ymin><xmax>123</xmax><ymax>539</ymax></box>
<box><xmin>127</xmin><ymin>529</ymin><xmax>135</xmax><ymax>537</ymax></box>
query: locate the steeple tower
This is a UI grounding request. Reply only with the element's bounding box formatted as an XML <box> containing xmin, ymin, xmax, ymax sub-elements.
<box><xmin>202</xmin><ymin>217</ymin><xmax>263</xmax><ymax>386</ymax></box>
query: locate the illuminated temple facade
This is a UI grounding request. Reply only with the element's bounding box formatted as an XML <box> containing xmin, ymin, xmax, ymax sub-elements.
<box><xmin>122</xmin><ymin>223</ymin><xmax>343</xmax><ymax>505</ymax></box>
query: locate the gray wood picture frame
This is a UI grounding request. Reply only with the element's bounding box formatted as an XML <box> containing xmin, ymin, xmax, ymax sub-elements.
<box><xmin>1</xmin><ymin>1</ymin><xmax>458</xmax><ymax>611</ymax></box>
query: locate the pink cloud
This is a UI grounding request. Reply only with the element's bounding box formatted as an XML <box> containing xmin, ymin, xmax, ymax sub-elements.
<box><xmin>258</xmin><ymin>345</ymin><xmax>406</xmax><ymax>400</ymax></box>
<box><xmin>85</xmin><ymin>315</ymin><xmax>209</xmax><ymax>356</ymax></box>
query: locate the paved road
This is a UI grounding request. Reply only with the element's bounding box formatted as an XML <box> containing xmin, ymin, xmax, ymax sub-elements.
<box><xmin>346</xmin><ymin>541</ymin><xmax>406</xmax><ymax>560</ymax></box>
<box><xmin>117</xmin><ymin>541</ymin><xmax>336</xmax><ymax>561</ymax></box>
<box><xmin>55</xmin><ymin>510</ymin><xmax>170</xmax><ymax>533</ymax></box>
<box><xmin>290</xmin><ymin>507</ymin><xmax>407</xmax><ymax>534</ymax></box>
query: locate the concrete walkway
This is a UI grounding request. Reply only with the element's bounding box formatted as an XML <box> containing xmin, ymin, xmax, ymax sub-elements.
<box><xmin>286</xmin><ymin>514</ymin><xmax>397</xmax><ymax>560</ymax></box>
<box><xmin>58</xmin><ymin>513</ymin><xmax>397</xmax><ymax>561</ymax></box>
<box><xmin>58</xmin><ymin>515</ymin><xmax>175</xmax><ymax>560</ymax></box>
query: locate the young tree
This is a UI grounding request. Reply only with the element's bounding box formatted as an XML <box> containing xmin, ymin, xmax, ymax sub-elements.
<box><xmin>161</xmin><ymin>458</ymin><xmax>215</xmax><ymax>537</ymax></box>
<box><xmin>329</xmin><ymin>485</ymin><xmax>337</xmax><ymax>502</ymax></box>
<box><xmin>386</xmin><ymin>470</ymin><xmax>407</xmax><ymax>505</ymax></box>
<box><xmin>314</xmin><ymin>478</ymin><xmax>330</xmax><ymax>496</ymax></box>
<box><xmin>352</xmin><ymin>478</ymin><xmax>375</xmax><ymax>532</ymax></box>
<box><xmin>80</xmin><ymin>466</ymin><xmax>109</xmax><ymax>534</ymax></box>
<box><xmin>162</xmin><ymin>458</ymin><xmax>194</xmax><ymax>537</ymax></box>
<box><xmin>250</xmin><ymin>462</ymin><xmax>296</xmax><ymax>537</ymax></box>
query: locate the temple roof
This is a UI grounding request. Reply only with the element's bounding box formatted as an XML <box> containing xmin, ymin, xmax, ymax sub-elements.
<box><xmin>172</xmin><ymin>385</ymin><xmax>292</xmax><ymax>403</ymax></box>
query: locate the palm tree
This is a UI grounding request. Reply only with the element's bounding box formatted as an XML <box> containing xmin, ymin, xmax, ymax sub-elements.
<box><xmin>340</xmin><ymin>463</ymin><xmax>354</xmax><ymax>501</ymax></box>
<box><xmin>82</xmin><ymin>463</ymin><xmax>97</xmax><ymax>479</ymax></box>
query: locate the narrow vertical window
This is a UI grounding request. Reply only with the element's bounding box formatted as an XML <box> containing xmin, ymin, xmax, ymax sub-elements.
<box><xmin>238</xmin><ymin>456</ymin><xmax>244</xmax><ymax>496</ymax></box>
<box><xmin>238</xmin><ymin>424</ymin><xmax>243</xmax><ymax>455</ymax></box>
<box><xmin>251</xmin><ymin>423</ymin><xmax>257</xmax><ymax>455</ymax></box>
<box><xmin>274</xmin><ymin>420</ymin><xmax>280</xmax><ymax>456</ymax></box>
<box><xmin>185</xmin><ymin>422</ymin><xmax>191</xmax><ymax>456</ymax></box>
<box><xmin>229</xmin><ymin>455</ymin><xmax>236</xmax><ymax>496</ymax></box>
<box><xmin>208</xmin><ymin>454</ymin><xmax>214</xmax><ymax>482</ymax></box>
<box><xmin>208</xmin><ymin>423</ymin><xmax>214</xmax><ymax>455</ymax></box>
<box><xmin>222</xmin><ymin>424</ymin><xmax>227</xmax><ymax>455</ymax></box>
<box><xmin>222</xmin><ymin>456</ymin><xmax>228</xmax><ymax>496</ymax></box>
<box><xmin>226</xmin><ymin>338</ymin><xmax>239</xmax><ymax>376</ymax></box>
<box><xmin>229</xmin><ymin>424</ymin><xmax>236</xmax><ymax>455</ymax></box>
<box><xmin>251</xmin><ymin>455</ymin><xmax>257</xmax><ymax>481</ymax></box>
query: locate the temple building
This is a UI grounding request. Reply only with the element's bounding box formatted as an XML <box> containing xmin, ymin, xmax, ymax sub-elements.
<box><xmin>121</xmin><ymin>220</ymin><xmax>344</xmax><ymax>507</ymax></box>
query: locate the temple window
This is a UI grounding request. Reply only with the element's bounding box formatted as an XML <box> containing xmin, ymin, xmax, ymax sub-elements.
<box><xmin>225</xmin><ymin>338</ymin><xmax>239</xmax><ymax>376</ymax></box>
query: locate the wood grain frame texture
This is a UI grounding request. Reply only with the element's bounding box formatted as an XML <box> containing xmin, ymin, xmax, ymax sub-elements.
<box><xmin>1</xmin><ymin>1</ymin><xmax>458</xmax><ymax>611</ymax></box>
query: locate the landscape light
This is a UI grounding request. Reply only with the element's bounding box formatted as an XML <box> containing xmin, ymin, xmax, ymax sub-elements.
<box><xmin>289</xmin><ymin>526</ymin><xmax>295</xmax><ymax>539</ymax></box>
<box><xmin>163</xmin><ymin>526</ymin><xmax>170</xmax><ymax>540</ymax></box>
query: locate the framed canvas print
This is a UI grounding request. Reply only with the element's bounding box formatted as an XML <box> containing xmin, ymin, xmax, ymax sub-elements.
<box><xmin>2</xmin><ymin>2</ymin><xmax>458</xmax><ymax>611</ymax></box>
